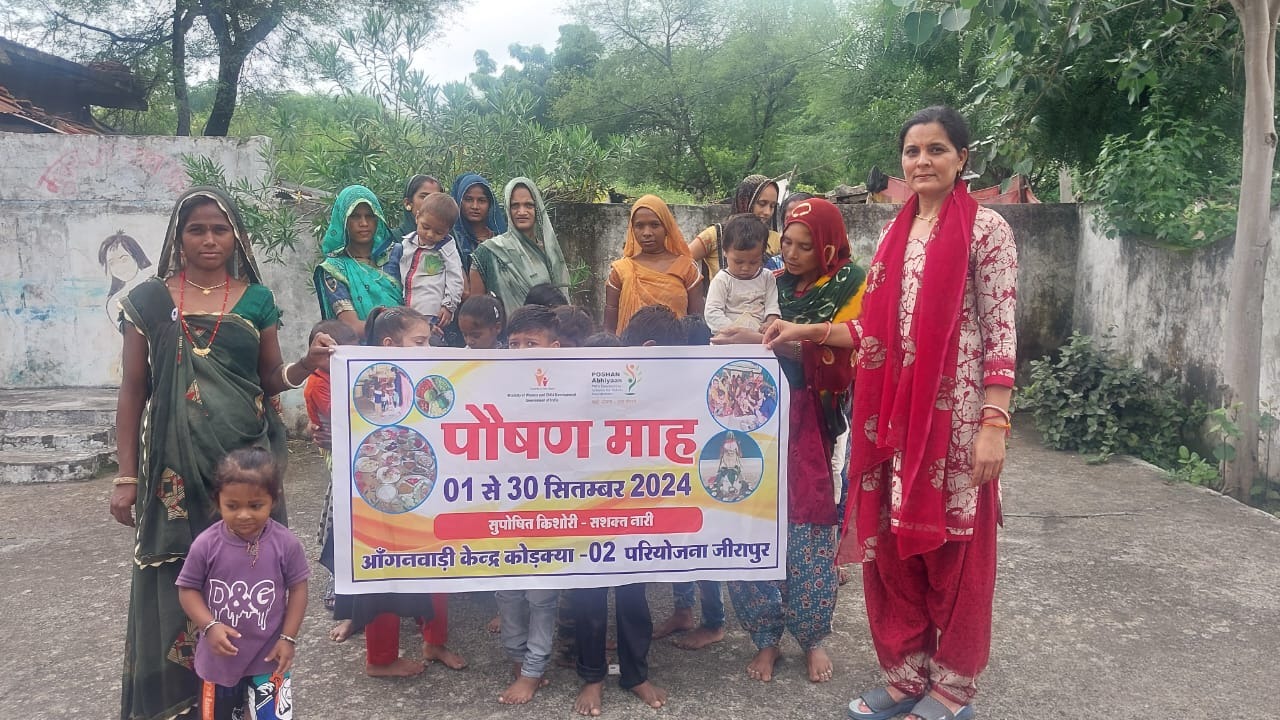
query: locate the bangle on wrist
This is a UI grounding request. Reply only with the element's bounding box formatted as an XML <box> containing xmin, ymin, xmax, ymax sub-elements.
<box><xmin>281</xmin><ymin>362</ymin><xmax>305</xmax><ymax>390</ymax></box>
<box><xmin>202</xmin><ymin>619</ymin><xmax>222</xmax><ymax>633</ymax></box>
<box><xmin>113</xmin><ymin>476</ymin><xmax>139</xmax><ymax>486</ymax></box>
<box><xmin>980</xmin><ymin>404</ymin><xmax>1011</xmax><ymax>423</ymax></box>
<box><xmin>819</xmin><ymin>321</ymin><xmax>832</xmax><ymax>345</ymax></box>
<box><xmin>278</xmin><ymin>633</ymin><xmax>297</xmax><ymax>645</ymax></box>
<box><xmin>981</xmin><ymin>420</ymin><xmax>1011</xmax><ymax>435</ymax></box>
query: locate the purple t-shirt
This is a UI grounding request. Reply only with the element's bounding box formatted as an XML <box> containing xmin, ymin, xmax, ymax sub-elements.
<box><xmin>176</xmin><ymin>518</ymin><xmax>310</xmax><ymax>687</ymax></box>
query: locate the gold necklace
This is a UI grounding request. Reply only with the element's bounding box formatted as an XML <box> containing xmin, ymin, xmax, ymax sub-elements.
<box><xmin>914</xmin><ymin>214</ymin><xmax>938</xmax><ymax>223</ymax></box>
<box><xmin>185</xmin><ymin>276</ymin><xmax>229</xmax><ymax>296</ymax></box>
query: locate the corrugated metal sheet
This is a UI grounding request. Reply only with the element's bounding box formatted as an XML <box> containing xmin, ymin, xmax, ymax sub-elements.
<box><xmin>0</xmin><ymin>84</ymin><xmax>100</xmax><ymax>134</ymax></box>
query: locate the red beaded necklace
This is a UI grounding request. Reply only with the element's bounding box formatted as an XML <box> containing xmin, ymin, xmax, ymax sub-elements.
<box><xmin>178</xmin><ymin>270</ymin><xmax>230</xmax><ymax>359</ymax></box>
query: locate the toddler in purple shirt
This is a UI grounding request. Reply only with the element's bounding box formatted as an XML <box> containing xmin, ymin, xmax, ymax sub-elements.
<box><xmin>177</xmin><ymin>447</ymin><xmax>309</xmax><ymax>719</ymax></box>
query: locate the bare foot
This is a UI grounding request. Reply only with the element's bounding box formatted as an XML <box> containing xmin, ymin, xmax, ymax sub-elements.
<box><xmin>366</xmin><ymin>657</ymin><xmax>426</xmax><ymax>677</ymax></box>
<box><xmin>499</xmin><ymin>675</ymin><xmax>544</xmax><ymax>704</ymax></box>
<box><xmin>837</xmin><ymin>564</ymin><xmax>853</xmax><ymax>586</ymax></box>
<box><xmin>672</xmin><ymin>625</ymin><xmax>725</xmax><ymax>650</ymax></box>
<box><xmin>575</xmin><ymin>681</ymin><xmax>604</xmax><ymax>716</ymax></box>
<box><xmin>806</xmin><ymin>647</ymin><xmax>833</xmax><ymax>683</ymax></box>
<box><xmin>486</xmin><ymin>615</ymin><xmax>501</xmax><ymax>634</ymax></box>
<box><xmin>328</xmin><ymin>620</ymin><xmax>354</xmax><ymax>643</ymax></box>
<box><xmin>745</xmin><ymin>645</ymin><xmax>782</xmax><ymax>682</ymax></box>
<box><xmin>424</xmin><ymin>642</ymin><xmax>468</xmax><ymax>670</ymax></box>
<box><xmin>630</xmin><ymin>680</ymin><xmax>668</xmax><ymax>708</ymax></box>
<box><xmin>652</xmin><ymin>607</ymin><xmax>695</xmax><ymax>639</ymax></box>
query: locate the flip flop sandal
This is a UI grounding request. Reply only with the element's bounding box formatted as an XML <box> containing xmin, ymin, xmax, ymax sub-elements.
<box><xmin>847</xmin><ymin>688</ymin><xmax>921</xmax><ymax>720</ymax></box>
<box><xmin>904</xmin><ymin>695</ymin><xmax>974</xmax><ymax>720</ymax></box>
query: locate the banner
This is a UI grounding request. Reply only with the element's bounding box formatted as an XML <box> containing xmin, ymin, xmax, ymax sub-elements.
<box><xmin>331</xmin><ymin>345</ymin><xmax>789</xmax><ymax>593</ymax></box>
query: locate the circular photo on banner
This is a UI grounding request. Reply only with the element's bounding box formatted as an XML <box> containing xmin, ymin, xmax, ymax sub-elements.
<box><xmin>706</xmin><ymin>360</ymin><xmax>779</xmax><ymax>432</ymax></box>
<box><xmin>414</xmin><ymin>375</ymin><xmax>455</xmax><ymax>418</ymax></box>
<box><xmin>353</xmin><ymin>363</ymin><xmax>413</xmax><ymax>426</ymax></box>
<box><xmin>698</xmin><ymin>430</ymin><xmax>765</xmax><ymax>503</ymax></box>
<box><xmin>352</xmin><ymin>426</ymin><xmax>438</xmax><ymax>514</ymax></box>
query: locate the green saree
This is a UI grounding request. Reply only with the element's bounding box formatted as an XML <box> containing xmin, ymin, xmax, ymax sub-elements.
<box><xmin>118</xmin><ymin>188</ymin><xmax>287</xmax><ymax>720</ymax></box>
<box><xmin>470</xmin><ymin>177</ymin><xmax>570</xmax><ymax>314</ymax></box>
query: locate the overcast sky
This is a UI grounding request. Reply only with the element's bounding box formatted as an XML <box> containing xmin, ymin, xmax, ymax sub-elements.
<box><xmin>420</xmin><ymin>1</ymin><xmax>575</xmax><ymax>84</ymax></box>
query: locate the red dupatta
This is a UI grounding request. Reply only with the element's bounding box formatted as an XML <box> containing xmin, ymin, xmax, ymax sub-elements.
<box><xmin>847</xmin><ymin>181</ymin><xmax>978</xmax><ymax>558</ymax></box>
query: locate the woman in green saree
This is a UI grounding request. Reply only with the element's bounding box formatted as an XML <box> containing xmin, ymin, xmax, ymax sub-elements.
<box><xmin>313</xmin><ymin>185</ymin><xmax>405</xmax><ymax>332</ymax></box>
<box><xmin>468</xmin><ymin>177</ymin><xmax>570</xmax><ymax>315</ymax></box>
<box><xmin>111</xmin><ymin>187</ymin><xmax>333</xmax><ymax>720</ymax></box>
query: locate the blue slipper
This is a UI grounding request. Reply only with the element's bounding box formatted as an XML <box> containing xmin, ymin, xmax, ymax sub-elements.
<box><xmin>847</xmin><ymin>688</ymin><xmax>921</xmax><ymax>720</ymax></box>
<box><xmin>904</xmin><ymin>695</ymin><xmax>974</xmax><ymax>720</ymax></box>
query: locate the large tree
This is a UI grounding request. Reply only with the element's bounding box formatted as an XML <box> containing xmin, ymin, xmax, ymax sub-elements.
<box><xmin>6</xmin><ymin>0</ymin><xmax>460</xmax><ymax>136</ymax></box>
<box><xmin>1222</xmin><ymin>0</ymin><xmax>1279</xmax><ymax>499</ymax></box>
<box><xmin>897</xmin><ymin>0</ymin><xmax>1271</xmax><ymax>498</ymax></box>
<box><xmin>556</xmin><ymin>0</ymin><xmax>838</xmax><ymax>196</ymax></box>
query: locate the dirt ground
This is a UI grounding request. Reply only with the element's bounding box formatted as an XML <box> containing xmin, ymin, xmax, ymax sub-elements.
<box><xmin>2</xmin><ymin>434</ymin><xmax>1278</xmax><ymax>719</ymax></box>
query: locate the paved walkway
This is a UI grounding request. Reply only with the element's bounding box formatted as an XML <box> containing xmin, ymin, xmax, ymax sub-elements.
<box><xmin>2</xmin><ymin>433</ymin><xmax>1276</xmax><ymax>719</ymax></box>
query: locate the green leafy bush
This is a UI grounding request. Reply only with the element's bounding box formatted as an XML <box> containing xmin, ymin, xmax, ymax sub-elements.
<box><xmin>1168</xmin><ymin>446</ymin><xmax>1220</xmax><ymax>488</ymax></box>
<box><xmin>1018</xmin><ymin>332</ymin><xmax>1206</xmax><ymax>467</ymax></box>
<box><xmin>183</xmin><ymin>150</ymin><xmax>306</xmax><ymax>265</ymax></box>
<box><xmin>1081</xmin><ymin>112</ymin><xmax>1239</xmax><ymax>249</ymax></box>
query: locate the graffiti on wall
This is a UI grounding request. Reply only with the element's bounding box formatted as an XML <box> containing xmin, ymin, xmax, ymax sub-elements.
<box><xmin>36</xmin><ymin>144</ymin><xmax>188</xmax><ymax>196</ymax></box>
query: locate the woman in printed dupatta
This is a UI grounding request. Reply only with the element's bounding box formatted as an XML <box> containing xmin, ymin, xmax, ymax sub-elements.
<box><xmin>313</xmin><ymin>185</ymin><xmax>405</xmax><ymax>332</ymax></box>
<box><xmin>713</xmin><ymin>197</ymin><xmax>865</xmax><ymax>684</ymax></box>
<box><xmin>468</xmin><ymin>177</ymin><xmax>570</xmax><ymax>316</ymax></box>
<box><xmin>765</xmin><ymin>106</ymin><xmax>1017</xmax><ymax>720</ymax></box>
<box><xmin>450</xmin><ymin>172</ymin><xmax>507</xmax><ymax>275</ymax></box>
<box><xmin>110</xmin><ymin>187</ymin><xmax>333</xmax><ymax>720</ymax></box>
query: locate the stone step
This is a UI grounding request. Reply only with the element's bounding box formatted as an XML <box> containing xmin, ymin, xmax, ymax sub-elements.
<box><xmin>0</xmin><ymin>388</ymin><xmax>118</xmax><ymax>431</ymax></box>
<box><xmin>0</xmin><ymin>425</ymin><xmax>115</xmax><ymax>451</ymax></box>
<box><xmin>0</xmin><ymin>446</ymin><xmax>115</xmax><ymax>484</ymax></box>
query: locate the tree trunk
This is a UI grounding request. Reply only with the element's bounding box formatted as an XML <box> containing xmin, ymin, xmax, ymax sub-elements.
<box><xmin>1222</xmin><ymin>0</ymin><xmax>1279</xmax><ymax>499</ymax></box>
<box><xmin>202</xmin><ymin>51</ymin><xmax>245</xmax><ymax>136</ymax></box>
<box><xmin>200</xmin><ymin>0</ymin><xmax>285</xmax><ymax>137</ymax></box>
<box><xmin>172</xmin><ymin>2</ymin><xmax>195</xmax><ymax>136</ymax></box>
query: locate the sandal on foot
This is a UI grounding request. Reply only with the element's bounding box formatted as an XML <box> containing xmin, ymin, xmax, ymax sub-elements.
<box><xmin>847</xmin><ymin>688</ymin><xmax>921</xmax><ymax>720</ymax></box>
<box><xmin>905</xmin><ymin>695</ymin><xmax>974</xmax><ymax>720</ymax></box>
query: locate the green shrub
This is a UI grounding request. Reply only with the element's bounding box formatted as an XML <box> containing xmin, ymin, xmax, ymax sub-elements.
<box><xmin>1168</xmin><ymin>446</ymin><xmax>1221</xmax><ymax>488</ymax></box>
<box><xmin>1081</xmin><ymin>112</ymin><xmax>1239</xmax><ymax>249</ymax></box>
<box><xmin>1018</xmin><ymin>332</ymin><xmax>1206</xmax><ymax>468</ymax></box>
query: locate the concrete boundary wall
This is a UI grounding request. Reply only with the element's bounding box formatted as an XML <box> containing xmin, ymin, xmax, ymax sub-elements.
<box><xmin>1074</xmin><ymin>209</ymin><xmax>1280</xmax><ymax>477</ymax></box>
<box><xmin>550</xmin><ymin>201</ymin><xmax>1079</xmax><ymax>372</ymax></box>
<box><xmin>0</xmin><ymin>133</ymin><xmax>274</xmax><ymax>388</ymax></box>
<box><xmin>4</xmin><ymin>133</ymin><xmax>1274</xmax><ymax>478</ymax></box>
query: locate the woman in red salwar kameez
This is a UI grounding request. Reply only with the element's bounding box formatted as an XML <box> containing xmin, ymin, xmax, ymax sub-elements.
<box><xmin>765</xmin><ymin>106</ymin><xmax>1017</xmax><ymax>720</ymax></box>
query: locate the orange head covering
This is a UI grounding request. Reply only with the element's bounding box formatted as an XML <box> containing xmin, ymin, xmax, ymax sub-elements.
<box><xmin>623</xmin><ymin>195</ymin><xmax>691</xmax><ymax>258</ymax></box>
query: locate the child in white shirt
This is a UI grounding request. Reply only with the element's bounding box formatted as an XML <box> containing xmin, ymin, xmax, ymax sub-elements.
<box><xmin>401</xmin><ymin>193</ymin><xmax>464</xmax><ymax>337</ymax></box>
<box><xmin>704</xmin><ymin>214</ymin><xmax>780</xmax><ymax>334</ymax></box>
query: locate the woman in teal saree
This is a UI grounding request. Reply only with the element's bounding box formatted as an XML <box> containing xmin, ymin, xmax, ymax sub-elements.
<box><xmin>313</xmin><ymin>185</ymin><xmax>405</xmax><ymax>331</ymax></box>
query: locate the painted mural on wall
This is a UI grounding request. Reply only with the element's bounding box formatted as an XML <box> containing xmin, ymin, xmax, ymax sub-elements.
<box><xmin>0</xmin><ymin>134</ymin><xmax>283</xmax><ymax>391</ymax></box>
<box><xmin>99</xmin><ymin>230</ymin><xmax>152</xmax><ymax>323</ymax></box>
<box><xmin>0</xmin><ymin>213</ymin><xmax>168</xmax><ymax>387</ymax></box>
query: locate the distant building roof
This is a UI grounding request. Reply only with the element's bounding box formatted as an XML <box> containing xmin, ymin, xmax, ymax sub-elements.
<box><xmin>0</xmin><ymin>85</ymin><xmax>102</xmax><ymax>134</ymax></box>
<box><xmin>0</xmin><ymin>36</ymin><xmax>147</xmax><ymax>135</ymax></box>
